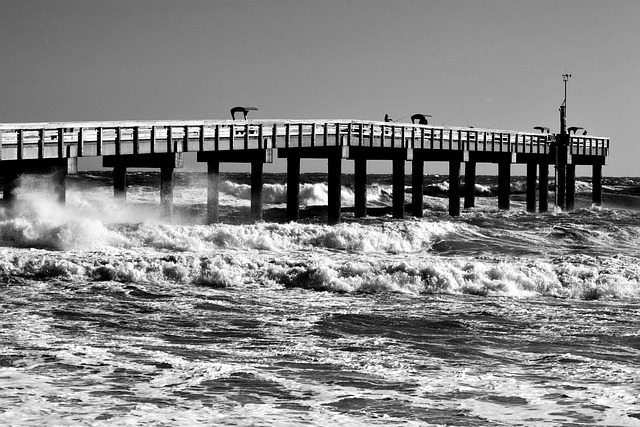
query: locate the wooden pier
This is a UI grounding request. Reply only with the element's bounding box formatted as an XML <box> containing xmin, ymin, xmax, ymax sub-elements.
<box><xmin>0</xmin><ymin>119</ymin><xmax>609</xmax><ymax>223</ymax></box>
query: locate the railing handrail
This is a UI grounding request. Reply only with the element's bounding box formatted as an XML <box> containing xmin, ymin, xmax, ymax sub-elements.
<box><xmin>0</xmin><ymin>119</ymin><xmax>608</xmax><ymax>140</ymax></box>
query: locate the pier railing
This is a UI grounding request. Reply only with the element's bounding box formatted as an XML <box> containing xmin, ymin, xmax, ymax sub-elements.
<box><xmin>0</xmin><ymin>119</ymin><xmax>609</xmax><ymax>162</ymax></box>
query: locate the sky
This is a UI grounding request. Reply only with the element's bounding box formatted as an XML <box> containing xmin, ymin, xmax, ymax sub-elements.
<box><xmin>2</xmin><ymin>0</ymin><xmax>639</xmax><ymax>176</ymax></box>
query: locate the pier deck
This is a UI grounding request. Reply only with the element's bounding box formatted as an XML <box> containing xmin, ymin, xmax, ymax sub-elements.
<box><xmin>0</xmin><ymin>119</ymin><xmax>609</xmax><ymax>223</ymax></box>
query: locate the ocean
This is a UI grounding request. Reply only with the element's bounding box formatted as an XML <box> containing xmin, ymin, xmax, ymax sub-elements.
<box><xmin>1</xmin><ymin>171</ymin><xmax>639</xmax><ymax>426</ymax></box>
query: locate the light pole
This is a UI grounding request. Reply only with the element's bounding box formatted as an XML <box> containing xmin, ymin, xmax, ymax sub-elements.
<box><xmin>556</xmin><ymin>73</ymin><xmax>571</xmax><ymax>209</ymax></box>
<box><xmin>560</xmin><ymin>73</ymin><xmax>571</xmax><ymax>135</ymax></box>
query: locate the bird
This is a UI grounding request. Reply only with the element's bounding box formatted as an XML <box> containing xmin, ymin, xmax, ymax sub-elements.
<box><xmin>384</xmin><ymin>114</ymin><xmax>393</xmax><ymax>122</ymax></box>
<box><xmin>568</xmin><ymin>126</ymin><xmax>584</xmax><ymax>135</ymax></box>
<box><xmin>230</xmin><ymin>106</ymin><xmax>258</xmax><ymax>120</ymax></box>
<box><xmin>411</xmin><ymin>114</ymin><xmax>431</xmax><ymax>125</ymax></box>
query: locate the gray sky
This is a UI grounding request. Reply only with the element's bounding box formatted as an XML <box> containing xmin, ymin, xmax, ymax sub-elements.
<box><xmin>2</xmin><ymin>0</ymin><xmax>639</xmax><ymax>175</ymax></box>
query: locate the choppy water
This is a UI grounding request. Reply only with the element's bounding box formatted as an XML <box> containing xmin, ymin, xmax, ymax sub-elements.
<box><xmin>1</xmin><ymin>172</ymin><xmax>639</xmax><ymax>426</ymax></box>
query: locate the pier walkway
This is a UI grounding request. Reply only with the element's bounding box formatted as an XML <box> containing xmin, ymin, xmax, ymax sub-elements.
<box><xmin>0</xmin><ymin>119</ymin><xmax>609</xmax><ymax>224</ymax></box>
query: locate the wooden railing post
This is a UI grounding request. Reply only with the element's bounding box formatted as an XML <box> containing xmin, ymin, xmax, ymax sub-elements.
<box><xmin>183</xmin><ymin>125</ymin><xmax>190</xmax><ymax>152</ymax></box>
<box><xmin>150</xmin><ymin>126</ymin><xmax>156</xmax><ymax>154</ymax></box>
<box><xmin>97</xmin><ymin>127</ymin><xmax>103</xmax><ymax>156</ymax></box>
<box><xmin>199</xmin><ymin>125</ymin><xmax>205</xmax><ymax>152</ymax></box>
<box><xmin>57</xmin><ymin>128</ymin><xmax>64</xmax><ymax>158</ymax></box>
<box><xmin>16</xmin><ymin>129</ymin><xmax>24</xmax><ymax>160</ymax></box>
<box><xmin>133</xmin><ymin>126</ymin><xmax>140</xmax><ymax>155</ymax></box>
<box><xmin>78</xmin><ymin>127</ymin><xmax>84</xmax><ymax>157</ymax></box>
<box><xmin>115</xmin><ymin>127</ymin><xmax>121</xmax><ymax>156</ymax></box>
<box><xmin>166</xmin><ymin>126</ymin><xmax>173</xmax><ymax>153</ymax></box>
<box><xmin>296</xmin><ymin>123</ymin><xmax>302</xmax><ymax>148</ymax></box>
<box><xmin>38</xmin><ymin>129</ymin><xmax>45</xmax><ymax>159</ymax></box>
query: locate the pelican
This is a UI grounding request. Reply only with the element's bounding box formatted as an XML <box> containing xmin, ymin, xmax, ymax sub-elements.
<box><xmin>230</xmin><ymin>106</ymin><xmax>258</xmax><ymax>120</ymax></box>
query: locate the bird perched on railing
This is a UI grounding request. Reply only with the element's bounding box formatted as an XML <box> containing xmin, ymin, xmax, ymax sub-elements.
<box><xmin>568</xmin><ymin>126</ymin><xmax>584</xmax><ymax>135</ymax></box>
<box><xmin>230</xmin><ymin>106</ymin><xmax>258</xmax><ymax>120</ymax></box>
<box><xmin>411</xmin><ymin>114</ymin><xmax>431</xmax><ymax>125</ymax></box>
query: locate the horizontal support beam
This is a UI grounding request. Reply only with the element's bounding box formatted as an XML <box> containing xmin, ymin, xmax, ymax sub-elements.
<box><xmin>277</xmin><ymin>146</ymin><xmax>349</xmax><ymax>159</ymax></box>
<box><xmin>197</xmin><ymin>149</ymin><xmax>273</xmax><ymax>163</ymax></box>
<box><xmin>412</xmin><ymin>149</ymin><xmax>466</xmax><ymax>162</ymax></box>
<box><xmin>102</xmin><ymin>153</ymin><xmax>184</xmax><ymax>168</ymax></box>
<box><xmin>570</xmin><ymin>154</ymin><xmax>607</xmax><ymax>166</ymax></box>
<box><xmin>347</xmin><ymin>146</ymin><xmax>412</xmax><ymax>160</ymax></box>
<box><xmin>468</xmin><ymin>152</ymin><xmax>517</xmax><ymax>164</ymax></box>
<box><xmin>0</xmin><ymin>158</ymin><xmax>74</xmax><ymax>174</ymax></box>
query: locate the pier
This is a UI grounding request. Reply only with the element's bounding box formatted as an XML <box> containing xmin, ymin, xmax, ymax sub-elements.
<box><xmin>0</xmin><ymin>119</ymin><xmax>609</xmax><ymax>223</ymax></box>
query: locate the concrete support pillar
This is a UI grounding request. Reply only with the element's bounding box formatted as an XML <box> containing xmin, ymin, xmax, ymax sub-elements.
<box><xmin>327</xmin><ymin>154</ymin><xmax>342</xmax><ymax>225</ymax></box>
<box><xmin>206</xmin><ymin>161</ymin><xmax>220</xmax><ymax>223</ymax></box>
<box><xmin>592</xmin><ymin>163</ymin><xmax>602</xmax><ymax>206</ymax></box>
<box><xmin>464</xmin><ymin>161</ymin><xmax>476</xmax><ymax>209</ymax></box>
<box><xmin>67</xmin><ymin>158</ymin><xmax>79</xmax><ymax>175</ymax></box>
<box><xmin>526</xmin><ymin>162</ymin><xmax>537</xmax><ymax>213</ymax></box>
<box><xmin>555</xmin><ymin>134</ymin><xmax>568</xmax><ymax>210</ymax></box>
<box><xmin>113</xmin><ymin>165</ymin><xmax>127</xmax><ymax>200</ymax></box>
<box><xmin>251</xmin><ymin>159</ymin><xmax>264</xmax><ymax>221</ymax></box>
<box><xmin>539</xmin><ymin>163</ymin><xmax>549</xmax><ymax>213</ymax></box>
<box><xmin>392</xmin><ymin>156</ymin><xmax>405</xmax><ymax>219</ymax></box>
<box><xmin>411</xmin><ymin>159</ymin><xmax>424</xmax><ymax>217</ymax></box>
<box><xmin>2</xmin><ymin>160</ymin><xmax>68</xmax><ymax>206</ymax></box>
<box><xmin>354</xmin><ymin>157</ymin><xmax>367</xmax><ymax>218</ymax></box>
<box><xmin>3</xmin><ymin>170</ymin><xmax>19</xmax><ymax>202</ymax></box>
<box><xmin>557</xmin><ymin>165</ymin><xmax>566</xmax><ymax>209</ymax></box>
<box><xmin>160</xmin><ymin>166</ymin><xmax>174</xmax><ymax>217</ymax></box>
<box><xmin>52</xmin><ymin>165</ymin><xmax>67</xmax><ymax>205</ymax></box>
<box><xmin>498</xmin><ymin>161</ymin><xmax>511</xmax><ymax>210</ymax></box>
<box><xmin>449</xmin><ymin>160</ymin><xmax>461</xmax><ymax>217</ymax></box>
<box><xmin>566</xmin><ymin>164</ymin><xmax>576</xmax><ymax>211</ymax></box>
<box><xmin>286</xmin><ymin>156</ymin><xmax>300</xmax><ymax>222</ymax></box>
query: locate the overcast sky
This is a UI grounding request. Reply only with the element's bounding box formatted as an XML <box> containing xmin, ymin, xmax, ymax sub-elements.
<box><xmin>2</xmin><ymin>0</ymin><xmax>639</xmax><ymax>175</ymax></box>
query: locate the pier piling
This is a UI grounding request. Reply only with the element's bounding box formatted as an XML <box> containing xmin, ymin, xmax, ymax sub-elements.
<box><xmin>251</xmin><ymin>159</ymin><xmax>264</xmax><ymax>221</ymax></box>
<box><xmin>104</xmin><ymin>153</ymin><xmax>184</xmax><ymax>218</ymax></box>
<box><xmin>498</xmin><ymin>160</ymin><xmax>511</xmax><ymax>210</ymax></box>
<box><xmin>328</xmin><ymin>154</ymin><xmax>342</xmax><ymax>225</ymax></box>
<box><xmin>1</xmin><ymin>159</ymin><xmax>69</xmax><ymax>204</ymax></box>
<box><xmin>160</xmin><ymin>165</ymin><xmax>174</xmax><ymax>218</ymax></box>
<box><xmin>392</xmin><ymin>156</ymin><xmax>405</xmax><ymax>219</ymax></box>
<box><xmin>354</xmin><ymin>158</ymin><xmax>367</xmax><ymax>218</ymax></box>
<box><xmin>286</xmin><ymin>155</ymin><xmax>301</xmax><ymax>222</ymax></box>
<box><xmin>592</xmin><ymin>163</ymin><xmax>602</xmax><ymax>206</ymax></box>
<box><xmin>207</xmin><ymin>161</ymin><xmax>220</xmax><ymax>223</ymax></box>
<box><xmin>526</xmin><ymin>163</ymin><xmax>537</xmax><ymax>213</ymax></box>
<box><xmin>464</xmin><ymin>161</ymin><xmax>476</xmax><ymax>209</ymax></box>
<box><xmin>566</xmin><ymin>164</ymin><xmax>576</xmax><ymax>211</ymax></box>
<box><xmin>113</xmin><ymin>165</ymin><xmax>127</xmax><ymax>200</ymax></box>
<box><xmin>449</xmin><ymin>160</ymin><xmax>461</xmax><ymax>216</ymax></box>
<box><xmin>539</xmin><ymin>163</ymin><xmax>549</xmax><ymax>213</ymax></box>
<box><xmin>411</xmin><ymin>159</ymin><xmax>424</xmax><ymax>217</ymax></box>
